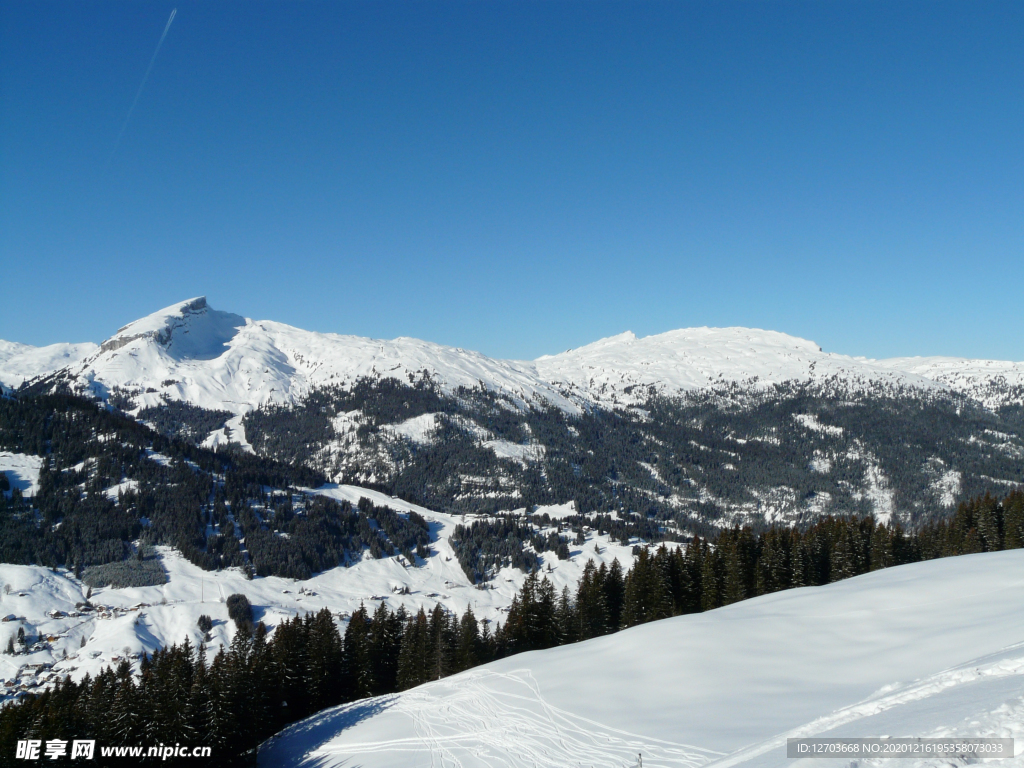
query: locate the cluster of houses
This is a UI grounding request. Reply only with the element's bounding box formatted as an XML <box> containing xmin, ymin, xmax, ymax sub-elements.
<box><xmin>60</xmin><ymin>601</ymin><xmax>152</xmax><ymax>621</ymax></box>
<box><xmin>0</xmin><ymin>662</ymin><xmax>63</xmax><ymax>698</ymax></box>
<box><xmin>0</xmin><ymin>599</ymin><xmax>156</xmax><ymax>699</ymax></box>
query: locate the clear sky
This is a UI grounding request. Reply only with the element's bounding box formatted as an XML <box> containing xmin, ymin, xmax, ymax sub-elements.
<box><xmin>1</xmin><ymin>1</ymin><xmax>1022</xmax><ymax>361</ymax></box>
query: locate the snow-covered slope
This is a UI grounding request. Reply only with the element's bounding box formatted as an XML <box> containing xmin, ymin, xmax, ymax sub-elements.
<box><xmin>43</xmin><ymin>297</ymin><xmax>580</xmax><ymax>415</ymax></box>
<box><xmin>0</xmin><ymin>452</ymin><xmax>43</xmax><ymax>496</ymax></box>
<box><xmin>260</xmin><ymin>549</ymin><xmax>1024</xmax><ymax>768</ymax></box>
<box><xmin>873</xmin><ymin>355</ymin><xmax>1024</xmax><ymax>408</ymax></box>
<box><xmin>0</xmin><ymin>484</ymin><xmax>637</xmax><ymax>701</ymax></box>
<box><xmin>535</xmin><ymin>328</ymin><xmax>943</xmax><ymax>406</ymax></box>
<box><xmin>0</xmin><ymin>339</ymin><xmax>97</xmax><ymax>390</ymax></box>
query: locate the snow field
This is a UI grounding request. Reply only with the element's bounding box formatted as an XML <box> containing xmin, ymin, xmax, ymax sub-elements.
<box><xmin>0</xmin><ymin>339</ymin><xmax>97</xmax><ymax>390</ymax></box>
<box><xmin>260</xmin><ymin>548</ymin><xmax>1024</xmax><ymax>768</ymax></box>
<box><xmin>0</xmin><ymin>452</ymin><xmax>43</xmax><ymax>496</ymax></box>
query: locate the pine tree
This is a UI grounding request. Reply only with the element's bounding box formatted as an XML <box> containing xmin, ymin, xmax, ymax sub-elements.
<box><xmin>270</xmin><ymin>615</ymin><xmax>310</xmax><ymax>722</ymax></box>
<box><xmin>108</xmin><ymin>668</ymin><xmax>143</xmax><ymax>746</ymax></box>
<box><xmin>397</xmin><ymin>608</ymin><xmax>429</xmax><ymax>690</ymax></box>
<box><xmin>680</xmin><ymin>536</ymin><xmax>704</xmax><ymax>613</ymax></box>
<box><xmin>603</xmin><ymin>559</ymin><xmax>625</xmax><ymax>630</ymax></box>
<box><xmin>427</xmin><ymin>604</ymin><xmax>455</xmax><ymax>680</ymax></box>
<box><xmin>622</xmin><ymin>547</ymin><xmax>672</xmax><ymax>627</ymax></box>
<box><xmin>755</xmin><ymin>529</ymin><xmax>791</xmax><ymax>595</ymax></box>
<box><xmin>575</xmin><ymin>560</ymin><xmax>608</xmax><ymax>640</ymax></box>
<box><xmin>342</xmin><ymin>605</ymin><xmax>375</xmax><ymax>700</ymax></box>
<box><xmin>555</xmin><ymin>587</ymin><xmax>578</xmax><ymax>645</ymax></box>
<box><xmin>368</xmin><ymin>602</ymin><xmax>404</xmax><ymax>695</ymax></box>
<box><xmin>535</xmin><ymin>576</ymin><xmax>558</xmax><ymax>649</ymax></box>
<box><xmin>700</xmin><ymin>545</ymin><xmax>723</xmax><ymax>611</ymax></box>
<box><xmin>722</xmin><ymin>526</ymin><xmax>757</xmax><ymax>604</ymax></box>
<box><xmin>975</xmin><ymin>494</ymin><xmax>1003</xmax><ymax>552</ymax></box>
<box><xmin>1004</xmin><ymin>491</ymin><xmax>1024</xmax><ymax>549</ymax></box>
<box><xmin>306</xmin><ymin>609</ymin><xmax>343</xmax><ymax>711</ymax></box>
<box><xmin>456</xmin><ymin>607</ymin><xmax>481</xmax><ymax>672</ymax></box>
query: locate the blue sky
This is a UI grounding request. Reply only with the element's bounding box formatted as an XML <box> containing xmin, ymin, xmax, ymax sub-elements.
<box><xmin>2</xmin><ymin>1</ymin><xmax>1022</xmax><ymax>361</ymax></box>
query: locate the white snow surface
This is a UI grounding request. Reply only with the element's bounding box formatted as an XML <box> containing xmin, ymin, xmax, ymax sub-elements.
<box><xmin>0</xmin><ymin>452</ymin><xmax>43</xmax><ymax>496</ymax></box>
<box><xmin>875</xmin><ymin>356</ymin><xmax>1024</xmax><ymax>407</ymax></box>
<box><xmin>4</xmin><ymin>298</ymin><xmax>1024</xmax><ymax>417</ymax></box>
<box><xmin>483</xmin><ymin>440</ymin><xmax>546</xmax><ymax>464</ymax></box>
<box><xmin>381</xmin><ymin>413</ymin><xmax>441</xmax><ymax>445</ymax></box>
<box><xmin>534</xmin><ymin>328</ymin><xmax>941</xmax><ymax>407</ymax></box>
<box><xmin>0</xmin><ymin>339</ymin><xmax>97</xmax><ymax>390</ymax></box>
<box><xmin>261</xmin><ymin>549</ymin><xmax>1024</xmax><ymax>768</ymax></box>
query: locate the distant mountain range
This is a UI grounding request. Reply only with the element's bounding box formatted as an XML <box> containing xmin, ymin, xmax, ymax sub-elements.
<box><xmin>4</xmin><ymin>297</ymin><xmax>1023</xmax><ymax>526</ymax></box>
<box><xmin>5</xmin><ymin>296</ymin><xmax>1024</xmax><ymax>410</ymax></box>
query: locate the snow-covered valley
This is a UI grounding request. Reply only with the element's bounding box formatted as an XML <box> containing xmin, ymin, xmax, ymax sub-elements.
<box><xmin>0</xmin><ymin>483</ymin><xmax>638</xmax><ymax>702</ymax></box>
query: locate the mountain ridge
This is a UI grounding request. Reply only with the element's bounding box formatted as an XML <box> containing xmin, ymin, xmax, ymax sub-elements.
<box><xmin>4</xmin><ymin>296</ymin><xmax>1023</xmax><ymax>412</ymax></box>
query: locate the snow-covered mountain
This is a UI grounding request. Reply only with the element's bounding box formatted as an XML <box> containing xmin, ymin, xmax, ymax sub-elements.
<box><xmin>4</xmin><ymin>297</ymin><xmax>1023</xmax><ymax>525</ymax></box>
<box><xmin>874</xmin><ymin>354</ymin><xmax>1024</xmax><ymax>409</ymax></box>
<box><xmin>535</xmin><ymin>327</ymin><xmax>941</xmax><ymax>406</ymax></box>
<box><xmin>5</xmin><ymin>296</ymin><xmax>1024</xmax><ymax>414</ymax></box>
<box><xmin>0</xmin><ymin>339</ymin><xmax>97</xmax><ymax>391</ymax></box>
<box><xmin>260</xmin><ymin>548</ymin><xmax>1024</xmax><ymax>768</ymax></box>
<box><xmin>20</xmin><ymin>297</ymin><xmax>579</xmax><ymax>416</ymax></box>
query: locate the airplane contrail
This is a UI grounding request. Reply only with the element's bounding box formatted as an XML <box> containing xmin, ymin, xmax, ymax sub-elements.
<box><xmin>108</xmin><ymin>8</ymin><xmax>177</xmax><ymax>164</ymax></box>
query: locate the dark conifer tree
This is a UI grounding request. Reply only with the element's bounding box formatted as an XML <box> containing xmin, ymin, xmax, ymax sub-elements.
<box><xmin>622</xmin><ymin>547</ymin><xmax>672</xmax><ymax>627</ymax></box>
<box><xmin>555</xmin><ymin>586</ymin><xmax>578</xmax><ymax>645</ymax></box>
<box><xmin>397</xmin><ymin>608</ymin><xmax>430</xmax><ymax>690</ymax></box>
<box><xmin>700</xmin><ymin>544</ymin><xmax>724</xmax><ymax>611</ymax></box>
<box><xmin>1005</xmin><ymin>491</ymin><xmax>1024</xmax><ymax>549</ymax></box>
<box><xmin>306</xmin><ymin>609</ymin><xmax>343</xmax><ymax>712</ymax></box>
<box><xmin>602</xmin><ymin>559</ymin><xmax>625</xmax><ymax>630</ymax></box>
<box><xmin>342</xmin><ymin>605</ymin><xmax>375</xmax><ymax>700</ymax></box>
<box><xmin>456</xmin><ymin>606</ymin><xmax>481</xmax><ymax>672</ymax></box>
<box><xmin>575</xmin><ymin>560</ymin><xmax>608</xmax><ymax>640</ymax></box>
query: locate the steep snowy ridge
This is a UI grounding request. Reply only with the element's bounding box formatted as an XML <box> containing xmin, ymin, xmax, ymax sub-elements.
<box><xmin>4</xmin><ymin>297</ymin><xmax>1024</xmax><ymax>413</ymax></box>
<box><xmin>98</xmin><ymin>296</ymin><xmax>246</xmax><ymax>357</ymax></box>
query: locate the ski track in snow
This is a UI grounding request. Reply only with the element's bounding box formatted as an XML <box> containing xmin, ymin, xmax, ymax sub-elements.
<box><xmin>709</xmin><ymin>645</ymin><xmax>1024</xmax><ymax>768</ymax></box>
<box><xmin>313</xmin><ymin>669</ymin><xmax>720</xmax><ymax>768</ymax></box>
<box><xmin>262</xmin><ymin>550</ymin><xmax>1024</xmax><ymax>768</ymax></box>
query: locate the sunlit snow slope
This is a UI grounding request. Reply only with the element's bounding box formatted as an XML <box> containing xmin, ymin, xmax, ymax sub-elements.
<box><xmin>0</xmin><ymin>339</ymin><xmax>97</xmax><ymax>390</ymax></box>
<box><xmin>260</xmin><ymin>549</ymin><xmax>1024</xmax><ymax>768</ymax></box>
<box><xmin>534</xmin><ymin>328</ymin><xmax>942</xmax><ymax>406</ymax></box>
<box><xmin>41</xmin><ymin>297</ymin><xmax>580</xmax><ymax>415</ymax></box>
